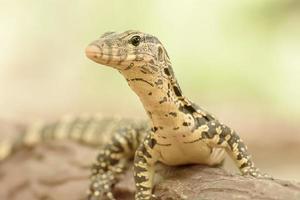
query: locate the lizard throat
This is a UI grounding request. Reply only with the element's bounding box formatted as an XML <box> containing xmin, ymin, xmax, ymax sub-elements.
<box><xmin>120</xmin><ymin>67</ymin><xmax>195</xmax><ymax>133</ymax></box>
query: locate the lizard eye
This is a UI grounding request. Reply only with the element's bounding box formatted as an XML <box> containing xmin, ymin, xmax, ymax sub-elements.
<box><xmin>130</xmin><ymin>35</ymin><xmax>141</xmax><ymax>46</ymax></box>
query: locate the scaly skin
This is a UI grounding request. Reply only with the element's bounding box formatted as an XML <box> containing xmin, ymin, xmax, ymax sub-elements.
<box><xmin>85</xmin><ymin>30</ymin><xmax>271</xmax><ymax>200</ymax></box>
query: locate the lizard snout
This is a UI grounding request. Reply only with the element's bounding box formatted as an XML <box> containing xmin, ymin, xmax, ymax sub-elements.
<box><xmin>85</xmin><ymin>45</ymin><xmax>102</xmax><ymax>60</ymax></box>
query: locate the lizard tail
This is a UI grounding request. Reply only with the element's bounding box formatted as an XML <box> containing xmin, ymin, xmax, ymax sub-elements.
<box><xmin>0</xmin><ymin>114</ymin><xmax>131</xmax><ymax>162</ymax></box>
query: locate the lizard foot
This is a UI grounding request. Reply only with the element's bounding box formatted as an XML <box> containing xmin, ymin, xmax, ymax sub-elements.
<box><xmin>241</xmin><ymin>167</ymin><xmax>273</xmax><ymax>180</ymax></box>
<box><xmin>87</xmin><ymin>172</ymin><xmax>116</xmax><ymax>200</ymax></box>
<box><xmin>135</xmin><ymin>194</ymin><xmax>157</xmax><ymax>200</ymax></box>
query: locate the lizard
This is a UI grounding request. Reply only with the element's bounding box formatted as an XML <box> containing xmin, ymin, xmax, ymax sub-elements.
<box><xmin>84</xmin><ymin>30</ymin><xmax>271</xmax><ymax>200</ymax></box>
<box><xmin>0</xmin><ymin>30</ymin><xmax>270</xmax><ymax>200</ymax></box>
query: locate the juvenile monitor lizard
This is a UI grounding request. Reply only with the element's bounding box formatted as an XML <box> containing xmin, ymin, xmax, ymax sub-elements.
<box><xmin>84</xmin><ymin>30</ymin><xmax>271</xmax><ymax>200</ymax></box>
<box><xmin>0</xmin><ymin>30</ymin><xmax>270</xmax><ymax>200</ymax></box>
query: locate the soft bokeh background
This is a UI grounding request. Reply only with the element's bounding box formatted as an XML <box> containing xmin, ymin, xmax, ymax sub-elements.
<box><xmin>0</xmin><ymin>0</ymin><xmax>299</xmax><ymax>180</ymax></box>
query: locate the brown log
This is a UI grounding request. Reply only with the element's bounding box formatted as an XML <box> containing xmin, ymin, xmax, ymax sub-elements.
<box><xmin>152</xmin><ymin>165</ymin><xmax>300</xmax><ymax>200</ymax></box>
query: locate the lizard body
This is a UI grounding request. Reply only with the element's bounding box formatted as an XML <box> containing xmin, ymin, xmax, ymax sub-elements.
<box><xmin>85</xmin><ymin>30</ymin><xmax>270</xmax><ymax>200</ymax></box>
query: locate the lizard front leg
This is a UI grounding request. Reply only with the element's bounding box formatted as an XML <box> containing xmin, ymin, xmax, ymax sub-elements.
<box><xmin>134</xmin><ymin>134</ymin><xmax>158</xmax><ymax>200</ymax></box>
<box><xmin>88</xmin><ymin>127</ymin><xmax>144</xmax><ymax>200</ymax></box>
<box><xmin>201</xmin><ymin>121</ymin><xmax>270</xmax><ymax>178</ymax></box>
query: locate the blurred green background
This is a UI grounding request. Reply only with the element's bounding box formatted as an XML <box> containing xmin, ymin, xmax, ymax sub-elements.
<box><xmin>0</xmin><ymin>1</ymin><xmax>299</xmax><ymax>180</ymax></box>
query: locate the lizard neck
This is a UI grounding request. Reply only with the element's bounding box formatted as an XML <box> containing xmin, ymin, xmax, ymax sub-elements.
<box><xmin>120</xmin><ymin>64</ymin><xmax>195</xmax><ymax>134</ymax></box>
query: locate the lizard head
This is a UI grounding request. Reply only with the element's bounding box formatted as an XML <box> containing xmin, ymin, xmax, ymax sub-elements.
<box><xmin>86</xmin><ymin>31</ymin><xmax>187</xmax><ymax>125</ymax></box>
<box><xmin>85</xmin><ymin>30</ymin><xmax>170</xmax><ymax>73</ymax></box>
<box><xmin>85</xmin><ymin>30</ymin><xmax>182</xmax><ymax>107</ymax></box>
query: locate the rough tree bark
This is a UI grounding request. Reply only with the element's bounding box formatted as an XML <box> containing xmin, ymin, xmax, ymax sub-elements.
<box><xmin>0</xmin><ymin>122</ymin><xmax>300</xmax><ymax>200</ymax></box>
